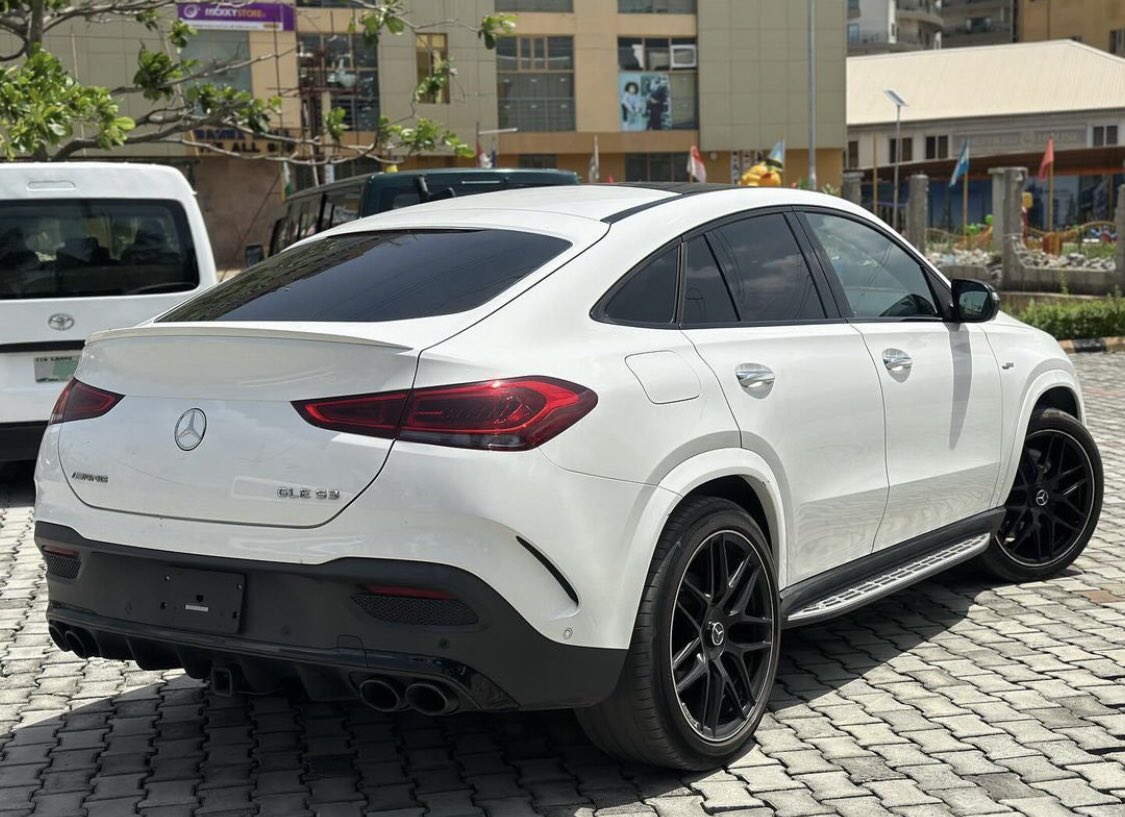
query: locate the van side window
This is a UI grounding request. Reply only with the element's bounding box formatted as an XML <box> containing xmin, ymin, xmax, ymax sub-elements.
<box><xmin>327</xmin><ymin>185</ymin><xmax>363</xmax><ymax>228</ymax></box>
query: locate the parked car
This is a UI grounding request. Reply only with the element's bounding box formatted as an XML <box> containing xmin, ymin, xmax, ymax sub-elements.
<box><xmin>260</xmin><ymin>167</ymin><xmax>580</xmax><ymax>260</ymax></box>
<box><xmin>34</xmin><ymin>184</ymin><xmax>1103</xmax><ymax>769</ymax></box>
<box><xmin>0</xmin><ymin>162</ymin><xmax>217</xmax><ymax>463</ymax></box>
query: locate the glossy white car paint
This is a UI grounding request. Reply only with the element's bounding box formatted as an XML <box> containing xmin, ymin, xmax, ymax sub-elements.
<box><xmin>35</xmin><ymin>185</ymin><xmax>1083</xmax><ymax>653</ymax></box>
<box><xmin>0</xmin><ymin>163</ymin><xmax>217</xmax><ymax>428</ymax></box>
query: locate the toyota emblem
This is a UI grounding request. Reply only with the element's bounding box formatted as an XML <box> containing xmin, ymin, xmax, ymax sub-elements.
<box><xmin>47</xmin><ymin>313</ymin><xmax>75</xmax><ymax>331</ymax></box>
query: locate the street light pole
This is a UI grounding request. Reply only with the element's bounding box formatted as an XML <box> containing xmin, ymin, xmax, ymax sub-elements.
<box><xmin>884</xmin><ymin>89</ymin><xmax>908</xmax><ymax>231</ymax></box>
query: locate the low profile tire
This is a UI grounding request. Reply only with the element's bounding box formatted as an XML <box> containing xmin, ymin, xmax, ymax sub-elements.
<box><xmin>979</xmin><ymin>408</ymin><xmax>1103</xmax><ymax>583</ymax></box>
<box><xmin>576</xmin><ymin>497</ymin><xmax>780</xmax><ymax>770</ymax></box>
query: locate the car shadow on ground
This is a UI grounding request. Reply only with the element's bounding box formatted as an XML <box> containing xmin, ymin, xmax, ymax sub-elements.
<box><xmin>1</xmin><ymin>490</ymin><xmax>1028</xmax><ymax>813</ymax></box>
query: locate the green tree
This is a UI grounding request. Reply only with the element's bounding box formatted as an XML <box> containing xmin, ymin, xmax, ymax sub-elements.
<box><xmin>0</xmin><ymin>0</ymin><xmax>514</xmax><ymax>163</ymax></box>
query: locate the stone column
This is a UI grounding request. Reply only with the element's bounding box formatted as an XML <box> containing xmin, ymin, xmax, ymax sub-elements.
<box><xmin>905</xmin><ymin>174</ymin><xmax>928</xmax><ymax>253</ymax></box>
<box><xmin>841</xmin><ymin>171</ymin><xmax>864</xmax><ymax>206</ymax></box>
<box><xmin>1116</xmin><ymin>184</ymin><xmax>1125</xmax><ymax>292</ymax></box>
<box><xmin>989</xmin><ymin>167</ymin><xmax>1027</xmax><ymax>284</ymax></box>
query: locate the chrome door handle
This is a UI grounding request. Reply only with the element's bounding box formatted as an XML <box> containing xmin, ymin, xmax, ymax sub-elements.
<box><xmin>736</xmin><ymin>364</ymin><xmax>775</xmax><ymax>390</ymax></box>
<box><xmin>882</xmin><ymin>348</ymin><xmax>913</xmax><ymax>373</ymax></box>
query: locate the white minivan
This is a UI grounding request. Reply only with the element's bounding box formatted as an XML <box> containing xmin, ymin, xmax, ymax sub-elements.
<box><xmin>0</xmin><ymin>162</ymin><xmax>216</xmax><ymax>462</ymax></box>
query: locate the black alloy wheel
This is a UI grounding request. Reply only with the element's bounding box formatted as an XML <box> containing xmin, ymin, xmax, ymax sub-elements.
<box><xmin>670</xmin><ymin>530</ymin><xmax>775</xmax><ymax>741</ymax></box>
<box><xmin>576</xmin><ymin>497</ymin><xmax>780</xmax><ymax>770</ymax></box>
<box><xmin>980</xmin><ymin>408</ymin><xmax>1103</xmax><ymax>582</ymax></box>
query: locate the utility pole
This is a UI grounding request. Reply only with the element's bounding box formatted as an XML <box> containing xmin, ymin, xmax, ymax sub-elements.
<box><xmin>807</xmin><ymin>0</ymin><xmax>817</xmax><ymax>191</ymax></box>
<box><xmin>884</xmin><ymin>89</ymin><xmax>908</xmax><ymax>231</ymax></box>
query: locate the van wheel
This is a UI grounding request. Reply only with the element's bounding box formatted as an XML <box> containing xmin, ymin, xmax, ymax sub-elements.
<box><xmin>979</xmin><ymin>408</ymin><xmax>1102</xmax><ymax>583</ymax></box>
<box><xmin>576</xmin><ymin>497</ymin><xmax>780</xmax><ymax>770</ymax></box>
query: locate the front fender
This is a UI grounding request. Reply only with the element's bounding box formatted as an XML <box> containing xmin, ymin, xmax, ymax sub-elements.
<box><xmin>991</xmin><ymin>365</ymin><xmax>1083</xmax><ymax>507</ymax></box>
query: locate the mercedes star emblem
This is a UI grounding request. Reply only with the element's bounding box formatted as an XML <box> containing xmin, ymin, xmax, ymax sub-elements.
<box><xmin>175</xmin><ymin>408</ymin><xmax>207</xmax><ymax>451</ymax></box>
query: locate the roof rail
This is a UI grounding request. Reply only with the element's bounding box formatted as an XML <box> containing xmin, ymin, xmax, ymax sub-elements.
<box><xmin>599</xmin><ymin>182</ymin><xmax>743</xmax><ymax>224</ymax></box>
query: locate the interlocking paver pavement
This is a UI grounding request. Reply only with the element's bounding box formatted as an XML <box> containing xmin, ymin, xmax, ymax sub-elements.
<box><xmin>1</xmin><ymin>352</ymin><xmax>1124</xmax><ymax>816</ymax></box>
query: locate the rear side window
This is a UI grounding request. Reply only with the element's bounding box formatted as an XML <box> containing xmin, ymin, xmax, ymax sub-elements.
<box><xmin>682</xmin><ymin>237</ymin><xmax>737</xmax><ymax>326</ymax></box>
<box><xmin>0</xmin><ymin>199</ymin><xmax>198</xmax><ymax>300</ymax></box>
<box><xmin>711</xmin><ymin>214</ymin><xmax>826</xmax><ymax>323</ymax></box>
<box><xmin>602</xmin><ymin>246</ymin><xmax>678</xmax><ymax>325</ymax></box>
<box><xmin>160</xmin><ymin>229</ymin><xmax>571</xmax><ymax>323</ymax></box>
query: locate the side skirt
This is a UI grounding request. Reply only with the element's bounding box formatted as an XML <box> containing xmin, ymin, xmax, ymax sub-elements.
<box><xmin>781</xmin><ymin>508</ymin><xmax>1004</xmax><ymax>628</ymax></box>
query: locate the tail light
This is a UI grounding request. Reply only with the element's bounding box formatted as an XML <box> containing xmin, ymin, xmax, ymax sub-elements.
<box><xmin>294</xmin><ymin>376</ymin><xmax>597</xmax><ymax>451</ymax></box>
<box><xmin>48</xmin><ymin>379</ymin><xmax>123</xmax><ymax>425</ymax></box>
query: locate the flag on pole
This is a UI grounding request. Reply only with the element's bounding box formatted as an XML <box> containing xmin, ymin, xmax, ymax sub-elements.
<box><xmin>950</xmin><ymin>140</ymin><xmax>970</xmax><ymax>187</ymax></box>
<box><xmin>687</xmin><ymin>145</ymin><xmax>707</xmax><ymax>182</ymax></box>
<box><xmin>1038</xmin><ymin>136</ymin><xmax>1055</xmax><ymax>181</ymax></box>
<box><xmin>476</xmin><ymin>142</ymin><xmax>492</xmax><ymax>168</ymax></box>
<box><xmin>588</xmin><ymin>135</ymin><xmax>600</xmax><ymax>182</ymax></box>
<box><xmin>767</xmin><ymin>139</ymin><xmax>785</xmax><ymax>167</ymax></box>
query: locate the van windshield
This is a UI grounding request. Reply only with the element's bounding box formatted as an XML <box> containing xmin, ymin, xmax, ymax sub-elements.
<box><xmin>0</xmin><ymin>199</ymin><xmax>198</xmax><ymax>300</ymax></box>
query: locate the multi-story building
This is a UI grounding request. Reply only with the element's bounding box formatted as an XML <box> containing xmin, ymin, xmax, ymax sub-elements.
<box><xmin>847</xmin><ymin>0</ymin><xmax>943</xmax><ymax>55</ymax></box>
<box><xmin>1018</xmin><ymin>0</ymin><xmax>1125</xmax><ymax>55</ymax></box>
<box><xmin>10</xmin><ymin>0</ymin><xmax>847</xmax><ymax>266</ymax></box>
<box><xmin>941</xmin><ymin>0</ymin><xmax>1015</xmax><ymax>48</ymax></box>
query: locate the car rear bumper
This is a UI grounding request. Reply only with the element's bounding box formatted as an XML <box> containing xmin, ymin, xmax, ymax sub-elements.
<box><xmin>0</xmin><ymin>421</ymin><xmax>48</xmax><ymax>463</ymax></box>
<box><xmin>36</xmin><ymin>522</ymin><xmax>626</xmax><ymax>711</ymax></box>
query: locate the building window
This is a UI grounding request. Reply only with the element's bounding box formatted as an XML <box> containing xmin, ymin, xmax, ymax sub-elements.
<box><xmin>415</xmin><ymin>33</ymin><xmax>449</xmax><ymax>104</ymax></box>
<box><xmin>924</xmin><ymin>135</ymin><xmax>948</xmax><ymax>160</ymax></box>
<box><xmin>847</xmin><ymin>0</ymin><xmax>859</xmax><ymax>12</ymax></box>
<box><xmin>625</xmin><ymin>152</ymin><xmax>689</xmax><ymax>182</ymax></box>
<box><xmin>1093</xmin><ymin>125</ymin><xmax>1119</xmax><ymax>147</ymax></box>
<box><xmin>499</xmin><ymin>0</ymin><xmax>576</xmax><ymax>8</ymax></box>
<box><xmin>496</xmin><ymin>0</ymin><xmax>573</xmax><ymax>9</ymax></box>
<box><xmin>180</xmin><ymin>30</ymin><xmax>252</xmax><ymax>95</ymax></box>
<box><xmin>298</xmin><ymin>34</ymin><xmax>379</xmax><ymax>132</ymax></box>
<box><xmin>619</xmin><ymin>0</ymin><xmax>696</xmax><ymax>12</ymax></box>
<box><xmin>1111</xmin><ymin>29</ymin><xmax>1125</xmax><ymax>55</ymax></box>
<box><xmin>889</xmin><ymin>136</ymin><xmax>913</xmax><ymax>163</ymax></box>
<box><xmin>518</xmin><ymin>154</ymin><xmax>558</xmax><ymax>168</ymax></box>
<box><xmin>497</xmin><ymin>36</ymin><xmax>575</xmax><ymax>131</ymax></box>
<box><xmin>618</xmin><ymin>37</ymin><xmax>697</xmax><ymax>131</ymax></box>
<box><xmin>847</xmin><ymin>23</ymin><xmax>859</xmax><ymax>43</ymax></box>
<box><xmin>846</xmin><ymin>141</ymin><xmax>859</xmax><ymax>170</ymax></box>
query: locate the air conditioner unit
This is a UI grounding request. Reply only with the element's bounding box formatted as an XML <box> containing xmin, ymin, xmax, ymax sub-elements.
<box><xmin>670</xmin><ymin>44</ymin><xmax>697</xmax><ymax>69</ymax></box>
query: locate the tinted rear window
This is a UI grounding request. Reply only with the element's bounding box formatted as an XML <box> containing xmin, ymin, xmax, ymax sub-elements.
<box><xmin>0</xmin><ymin>199</ymin><xmax>198</xmax><ymax>300</ymax></box>
<box><xmin>160</xmin><ymin>229</ymin><xmax>571</xmax><ymax>323</ymax></box>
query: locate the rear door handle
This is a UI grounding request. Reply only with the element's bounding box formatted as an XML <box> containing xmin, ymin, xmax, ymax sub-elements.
<box><xmin>736</xmin><ymin>364</ymin><xmax>775</xmax><ymax>390</ymax></box>
<box><xmin>882</xmin><ymin>348</ymin><xmax>913</xmax><ymax>373</ymax></box>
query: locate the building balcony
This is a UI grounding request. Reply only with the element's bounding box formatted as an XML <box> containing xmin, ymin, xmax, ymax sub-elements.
<box><xmin>848</xmin><ymin>29</ymin><xmax>938</xmax><ymax>54</ymax></box>
<box><xmin>896</xmin><ymin>0</ymin><xmax>943</xmax><ymax>29</ymax></box>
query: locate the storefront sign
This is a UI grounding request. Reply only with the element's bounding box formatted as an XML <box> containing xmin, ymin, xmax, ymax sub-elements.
<box><xmin>177</xmin><ymin>2</ymin><xmax>295</xmax><ymax>31</ymax></box>
<box><xmin>955</xmin><ymin>127</ymin><xmax>1087</xmax><ymax>153</ymax></box>
<box><xmin>191</xmin><ymin>128</ymin><xmax>284</xmax><ymax>154</ymax></box>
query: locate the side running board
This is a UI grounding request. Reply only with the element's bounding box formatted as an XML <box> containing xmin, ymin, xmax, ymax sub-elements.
<box><xmin>784</xmin><ymin>533</ymin><xmax>991</xmax><ymax>627</ymax></box>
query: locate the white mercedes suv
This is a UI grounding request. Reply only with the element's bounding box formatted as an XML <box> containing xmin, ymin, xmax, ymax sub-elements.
<box><xmin>34</xmin><ymin>184</ymin><xmax>1103</xmax><ymax>769</ymax></box>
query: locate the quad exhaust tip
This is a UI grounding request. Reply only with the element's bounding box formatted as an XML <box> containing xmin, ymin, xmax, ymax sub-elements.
<box><xmin>359</xmin><ymin>677</ymin><xmax>460</xmax><ymax>715</ymax></box>
<box><xmin>62</xmin><ymin>628</ymin><xmax>95</xmax><ymax>659</ymax></box>
<box><xmin>359</xmin><ymin>677</ymin><xmax>405</xmax><ymax>712</ymax></box>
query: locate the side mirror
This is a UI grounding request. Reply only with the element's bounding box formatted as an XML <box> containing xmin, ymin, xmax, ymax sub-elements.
<box><xmin>244</xmin><ymin>243</ymin><xmax>265</xmax><ymax>268</ymax></box>
<box><xmin>951</xmin><ymin>278</ymin><xmax>999</xmax><ymax>323</ymax></box>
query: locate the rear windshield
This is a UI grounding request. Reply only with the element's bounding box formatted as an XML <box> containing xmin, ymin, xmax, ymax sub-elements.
<box><xmin>160</xmin><ymin>229</ymin><xmax>571</xmax><ymax>323</ymax></box>
<box><xmin>0</xmin><ymin>199</ymin><xmax>198</xmax><ymax>300</ymax></box>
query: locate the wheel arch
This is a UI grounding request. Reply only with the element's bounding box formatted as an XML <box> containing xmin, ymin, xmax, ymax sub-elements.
<box><xmin>992</xmin><ymin>368</ymin><xmax>1085</xmax><ymax>508</ymax></box>
<box><xmin>622</xmin><ymin>449</ymin><xmax>790</xmax><ymax>604</ymax></box>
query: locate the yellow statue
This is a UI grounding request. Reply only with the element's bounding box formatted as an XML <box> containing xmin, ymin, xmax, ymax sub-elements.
<box><xmin>739</xmin><ymin>157</ymin><xmax>783</xmax><ymax>187</ymax></box>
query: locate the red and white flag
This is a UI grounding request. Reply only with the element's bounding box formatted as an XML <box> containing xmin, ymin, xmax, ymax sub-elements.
<box><xmin>1038</xmin><ymin>136</ymin><xmax>1055</xmax><ymax>181</ymax></box>
<box><xmin>687</xmin><ymin>145</ymin><xmax>707</xmax><ymax>182</ymax></box>
<box><xmin>476</xmin><ymin>142</ymin><xmax>492</xmax><ymax>169</ymax></box>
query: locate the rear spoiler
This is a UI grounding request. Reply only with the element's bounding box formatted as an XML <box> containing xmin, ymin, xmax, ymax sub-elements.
<box><xmin>85</xmin><ymin>323</ymin><xmax>413</xmax><ymax>351</ymax></box>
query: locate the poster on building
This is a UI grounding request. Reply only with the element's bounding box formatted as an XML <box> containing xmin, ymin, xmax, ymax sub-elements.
<box><xmin>619</xmin><ymin>72</ymin><xmax>671</xmax><ymax>132</ymax></box>
<box><xmin>176</xmin><ymin>2</ymin><xmax>295</xmax><ymax>31</ymax></box>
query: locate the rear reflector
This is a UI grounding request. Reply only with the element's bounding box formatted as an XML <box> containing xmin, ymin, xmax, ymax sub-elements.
<box><xmin>294</xmin><ymin>376</ymin><xmax>597</xmax><ymax>451</ymax></box>
<box><xmin>48</xmin><ymin>379</ymin><xmax>123</xmax><ymax>425</ymax></box>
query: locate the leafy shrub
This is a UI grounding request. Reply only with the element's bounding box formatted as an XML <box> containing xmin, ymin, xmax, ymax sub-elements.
<box><xmin>1018</xmin><ymin>296</ymin><xmax>1125</xmax><ymax>340</ymax></box>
